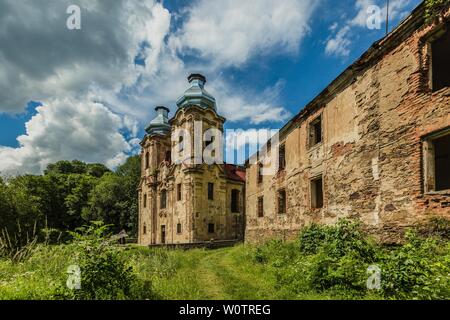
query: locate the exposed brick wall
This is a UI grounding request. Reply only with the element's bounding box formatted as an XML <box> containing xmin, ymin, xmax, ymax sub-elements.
<box><xmin>245</xmin><ymin>10</ymin><xmax>450</xmax><ymax>244</ymax></box>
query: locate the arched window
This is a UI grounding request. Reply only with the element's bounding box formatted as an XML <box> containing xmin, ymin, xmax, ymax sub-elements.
<box><xmin>145</xmin><ymin>152</ymin><xmax>150</xmax><ymax>169</ymax></box>
<box><xmin>143</xmin><ymin>194</ymin><xmax>147</xmax><ymax>208</ymax></box>
<box><xmin>143</xmin><ymin>223</ymin><xmax>147</xmax><ymax>235</ymax></box>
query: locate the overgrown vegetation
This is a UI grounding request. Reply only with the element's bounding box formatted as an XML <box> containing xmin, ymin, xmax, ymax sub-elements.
<box><xmin>253</xmin><ymin>219</ymin><xmax>450</xmax><ymax>300</ymax></box>
<box><xmin>425</xmin><ymin>0</ymin><xmax>450</xmax><ymax>22</ymax></box>
<box><xmin>0</xmin><ymin>156</ymin><xmax>140</xmax><ymax>256</ymax></box>
<box><xmin>1</xmin><ymin>218</ymin><xmax>449</xmax><ymax>300</ymax></box>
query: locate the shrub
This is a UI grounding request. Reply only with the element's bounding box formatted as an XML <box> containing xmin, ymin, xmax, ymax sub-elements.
<box><xmin>57</xmin><ymin>221</ymin><xmax>147</xmax><ymax>300</ymax></box>
<box><xmin>418</xmin><ymin>217</ymin><xmax>450</xmax><ymax>240</ymax></box>
<box><xmin>380</xmin><ymin>231</ymin><xmax>450</xmax><ymax>300</ymax></box>
<box><xmin>299</xmin><ymin>219</ymin><xmax>377</xmax><ymax>261</ymax></box>
<box><xmin>298</xmin><ymin>223</ymin><xmax>328</xmax><ymax>255</ymax></box>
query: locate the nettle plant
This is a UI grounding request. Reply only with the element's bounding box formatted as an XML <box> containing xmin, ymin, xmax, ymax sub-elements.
<box><xmin>425</xmin><ymin>0</ymin><xmax>450</xmax><ymax>22</ymax></box>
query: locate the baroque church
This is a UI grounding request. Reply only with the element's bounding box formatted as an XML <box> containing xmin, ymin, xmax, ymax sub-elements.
<box><xmin>138</xmin><ymin>74</ymin><xmax>246</xmax><ymax>245</ymax></box>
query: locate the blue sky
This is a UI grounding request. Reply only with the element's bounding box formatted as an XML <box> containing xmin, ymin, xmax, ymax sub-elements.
<box><xmin>0</xmin><ymin>0</ymin><xmax>422</xmax><ymax>174</ymax></box>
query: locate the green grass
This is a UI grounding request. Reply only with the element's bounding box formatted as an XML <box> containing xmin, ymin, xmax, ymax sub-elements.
<box><xmin>124</xmin><ymin>245</ymin><xmax>280</xmax><ymax>300</ymax></box>
<box><xmin>0</xmin><ymin>243</ymin><xmax>333</xmax><ymax>300</ymax></box>
<box><xmin>1</xmin><ymin>225</ymin><xmax>449</xmax><ymax>300</ymax></box>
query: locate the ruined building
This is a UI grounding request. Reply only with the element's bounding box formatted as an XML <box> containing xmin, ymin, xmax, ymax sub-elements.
<box><xmin>245</xmin><ymin>3</ymin><xmax>450</xmax><ymax>243</ymax></box>
<box><xmin>138</xmin><ymin>74</ymin><xmax>245</xmax><ymax>245</ymax></box>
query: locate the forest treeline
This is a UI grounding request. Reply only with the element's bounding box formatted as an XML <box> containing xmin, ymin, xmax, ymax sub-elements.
<box><xmin>0</xmin><ymin>156</ymin><xmax>140</xmax><ymax>245</ymax></box>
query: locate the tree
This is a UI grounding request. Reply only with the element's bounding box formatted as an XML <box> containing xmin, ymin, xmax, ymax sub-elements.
<box><xmin>84</xmin><ymin>173</ymin><xmax>130</xmax><ymax>234</ymax></box>
<box><xmin>85</xmin><ymin>156</ymin><xmax>141</xmax><ymax>236</ymax></box>
<box><xmin>44</xmin><ymin>160</ymin><xmax>110</xmax><ymax>177</ymax></box>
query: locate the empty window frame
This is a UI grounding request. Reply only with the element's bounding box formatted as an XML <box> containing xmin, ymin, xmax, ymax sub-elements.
<box><xmin>278</xmin><ymin>189</ymin><xmax>287</xmax><ymax>214</ymax></box>
<box><xmin>208</xmin><ymin>223</ymin><xmax>215</xmax><ymax>234</ymax></box>
<box><xmin>257</xmin><ymin>196</ymin><xmax>264</xmax><ymax>217</ymax></box>
<box><xmin>309</xmin><ymin>115</ymin><xmax>323</xmax><ymax>147</ymax></box>
<box><xmin>177</xmin><ymin>183</ymin><xmax>182</xmax><ymax>201</ymax></box>
<box><xmin>423</xmin><ymin>130</ymin><xmax>450</xmax><ymax>192</ymax></box>
<box><xmin>160</xmin><ymin>189</ymin><xmax>167</xmax><ymax>209</ymax></box>
<box><xmin>208</xmin><ymin>183</ymin><xmax>214</xmax><ymax>200</ymax></box>
<box><xmin>431</xmin><ymin>27</ymin><xmax>450</xmax><ymax>92</ymax></box>
<box><xmin>165</xmin><ymin>150</ymin><xmax>172</xmax><ymax>163</ymax></box>
<box><xmin>143</xmin><ymin>194</ymin><xmax>147</xmax><ymax>208</ymax></box>
<box><xmin>257</xmin><ymin>163</ymin><xmax>263</xmax><ymax>184</ymax></box>
<box><xmin>143</xmin><ymin>223</ymin><xmax>147</xmax><ymax>235</ymax></box>
<box><xmin>279</xmin><ymin>144</ymin><xmax>286</xmax><ymax>171</ymax></box>
<box><xmin>177</xmin><ymin>223</ymin><xmax>182</xmax><ymax>234</ymax></box>
<box><xmin>145</xmin><ymin>152</ymin><xmax>150</xmax><ymax>169</ymax></box>
<box><xmin>311</xmin><ymin>176</ymin><xmax>324</xmax><ymax>209</ymax></box>
<box><xmin>231</xmin><ymin>189</ymin><xmax>240</xmax><ymax>213</ymax></box>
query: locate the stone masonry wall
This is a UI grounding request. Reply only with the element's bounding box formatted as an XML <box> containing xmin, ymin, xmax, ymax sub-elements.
<box><xmin>245</xmin><ymin>13</ymin><xmax>450</xmax><ymax>244</ymax></box>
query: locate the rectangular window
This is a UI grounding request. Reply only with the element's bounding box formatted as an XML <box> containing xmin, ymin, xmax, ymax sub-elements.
<box><xmin>208</xmin><ymin>183</ymin><xmax>214</xmax><ymax>200</ymax></box>
<box><xmin>432</xmin><ymin>28</ymin><xmax>450</xmax><ymax>92</ymax></box>
<box><xmin>279</xmin><ymin>144</ymin><xmax>286</xmax><ymax>171</ymax></box>
<box><xmin>208</xmin><ymin>223</ymin><xmax>215</xmax><ymax>234</ymax></box>
<box><xmin>257</xmin><ymin>196</ymin><xmax>264</xmax><ymax>217</ymax></box>
<box><xmin>177</xmin><ymin>183</ymin><xmax>182</xmax><ymax>201</ymax></box>
<box><xmin>143</xmin><ymin>224</ymin><xmax>147</xmax><ymax>235</ymax></box>
<box><xmin>424</xmin><ymin>130</ymin><xmax>450</xmax><ymax>192</ymax></box>
<box><xmin>143</xmin><ymin>194</ymin><xmax>147</xmax><ymax>208</ymax></box>
<box><xmin>165</xmin><ymin>150</ymin><xmax>172</xmax><ymax>164</ymax></box>
<box><xmin>311</xmin><ymin>176</ymin><xmax>324</xmax><ymax>209</ymax></box>
<box><xmin>177</xmin><ymin>223</ymin><xmax>182</xmax><ymax>234</ymax></box>
<box><xmin>145</xmin><ymin>152</ymin><xmax>150</xmax><ymax>169</ymax></box>
<box><xmin>231</xmin><ymin>189</ymin><xmax>240</xmax><ymax>213</ymax></box>
<box><xmin>309</xmin><ymin>115</ymin><xmax>322</xmax><ymax>147</ymax></box>
<box><xmin>257</xmin><ymin>163</ymin><xmax>263</xmax><ymax>184</ymax></box>
<box><xmin>160</xmin><ymin>190</ymin><xmax>167</xmax><ymax>209</ymax></box>
<box><xmin>278</xmin><ymin>189</ymin><xmax>287</xmax><ymax>214</ymax></box>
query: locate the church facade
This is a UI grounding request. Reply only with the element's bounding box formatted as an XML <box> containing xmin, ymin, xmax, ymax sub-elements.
<box><xmin>138</xmin><ymin>74</ymin><xmax>245</xmax><ymax>245</ymax></box>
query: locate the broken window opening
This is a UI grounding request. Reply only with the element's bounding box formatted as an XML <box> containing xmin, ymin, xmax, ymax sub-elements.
<box><xmin>208</xmin><ymin>183</ymin><xmax>214</xmax><ymax>200</ymax></box>
<box><xmin>278</xmin><ymin>189</ymin><xmax>287</xmax><ymax>214</ymax></box>
<box><xmin>309</xmin><ymin>115</ymin><xmax>323</xmax><ymax>148</ymax></box>
<box><xmin>431</xmin><ymin>27</ymin><xmax>450</xmax><ymax>92</ymax></box>
<box><xmin>311</xmin><ymin>176</ymin><xmax>324</xmax><ymax>209</ymax></box>
<box><xmin>279</xmin><ymin>144</ymin><xmax>286</xmax><ymax>171</ymax></box>
<box><xmin>160</xmin><ymin>189</ymin><xmax>167</xmax><ymax>209</ymax></box>
<box><xmin>231</xmin><ymin>189</ymin><xmax>240</xmax><ymax>213</ymax></box>
<box><xmin>257</xmin><ymin>163</ymin><xmax>263</xmax><ymax>184</ymax></box>
<box><xmin>257</xmin><ymin>196</ymin><xmax>264</xmax><ymax>217</ymax></box>
<box><xmin>177</xmin><ymin>183</ymin><xmax>182</xmax><ymax>201</ymax></box>
<box><xmin>424</xmin><ymin>131</ymin><xmax>450</xmax><ymax>192</ymax></box>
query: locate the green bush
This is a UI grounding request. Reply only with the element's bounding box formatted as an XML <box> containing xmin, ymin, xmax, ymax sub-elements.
<box><xmin>295</xmin><ymin>220</ymin><xmax>377</xmax><ymax>295</ymax></box>
<box><xmin>380</xmin><ymin>231</ymin><xmax>450</xmax><ymax>300</ymax></box>
<box><xmin>298</xmin><ymin>223</ymin><xmax>328</xmax><ymax>255</ymax></box>
<box><xmin>57</xmin><ymin>222</ymin><xmax>151</xmax><ymax>300</ymax></box>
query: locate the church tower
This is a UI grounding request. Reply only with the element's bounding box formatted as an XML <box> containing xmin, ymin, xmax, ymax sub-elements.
<box><xmin>138</xmin><ymin>74</ymin><xmax>245</xmax><ymax>246</ymax></box>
